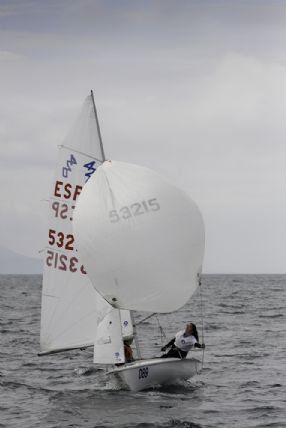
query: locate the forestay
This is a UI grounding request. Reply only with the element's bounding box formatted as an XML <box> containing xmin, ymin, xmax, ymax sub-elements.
<box><xmin>74</xmin><ymin>161</ymin><xmax>205</xmax><ymax>313</ymax></box>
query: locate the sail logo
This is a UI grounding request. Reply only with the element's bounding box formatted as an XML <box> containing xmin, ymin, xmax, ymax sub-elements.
<box><xmin>83</xmin><ymin>160</ymin><xmax>96</xmax><ymax>182</ymax></box>
<box><xmin>115</xmin><ymin>352</ymin><xmax>122</xmax><ymax>362</ymax></box>
<box><xmin>62</xmin><ymin>154</ymin><xmax>77</xmax><ymax>178</ymax></box>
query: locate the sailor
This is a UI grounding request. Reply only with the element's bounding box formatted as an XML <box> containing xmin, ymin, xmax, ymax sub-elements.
<box><xmin>115</xmin><ymin>338</ymin><xmax>134</xmax><ymax>367</ymax></box>
<box><xmin>160</xmin><ymin>322</ymin><xmax>205</xmax><ymax>359</ymax></box>
<box><xmin>124</xmin><ymin>338</ymin><xmax>134</xmax><ymax>363</ymax></box>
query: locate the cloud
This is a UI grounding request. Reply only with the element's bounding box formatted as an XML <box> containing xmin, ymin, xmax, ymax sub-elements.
<box><xmin>0</xmin><ymin>49</ymin><xmax>24</xmax><ymax>61</ymax></box>
<box><xmin>0</xmin><ymin>1</ymin><xmax>285</xmax><ymax>272</ymax></box>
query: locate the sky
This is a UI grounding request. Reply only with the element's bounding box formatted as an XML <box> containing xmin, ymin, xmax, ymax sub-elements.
<box><xmin>0</xmin><ymin>0</ymin><xmax>285</xmax><ymax>273</ymax></box>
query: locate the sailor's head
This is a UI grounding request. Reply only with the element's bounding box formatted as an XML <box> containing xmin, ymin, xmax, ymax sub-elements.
<box><xmin>185</xmin><ymin>322</ymin><xmax>199</xmax><ymax>341</ymax></box>
<box><xmin>185</xmin><ymin>323</ymin><xmax>194</xmax><ymax>335</ymax></box>
<box><xmin>123</xmin><ymin>337</ymin><xmax>133</xmax><ymax>346</ymax></box>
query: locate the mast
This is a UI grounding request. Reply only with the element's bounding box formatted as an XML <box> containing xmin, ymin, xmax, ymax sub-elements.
<box><xmin>90</xmin><ymin>89</ymin><xmax>106</xmax><ymax>162</ymax></box>
<box><xmin>91</xmin><ymin>90</ymin><xmax>138</xmax><ymax>361</ymax></box>
<box><xmin>130</xmin><ymin>312</ymin><xmax>142</xmax><ymax>359</ymax></box>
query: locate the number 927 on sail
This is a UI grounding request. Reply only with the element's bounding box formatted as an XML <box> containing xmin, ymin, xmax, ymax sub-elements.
<box><xmin>109</xmin><ymin>198</ymin><xmax>160</xmax><ymax>223</ymax></box>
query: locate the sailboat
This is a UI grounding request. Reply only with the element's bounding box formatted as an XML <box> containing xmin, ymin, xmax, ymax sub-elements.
<box><xmin>40</xmin><ymin>91</ymin><xmax>205</xmax><ymax>392</ymax></box>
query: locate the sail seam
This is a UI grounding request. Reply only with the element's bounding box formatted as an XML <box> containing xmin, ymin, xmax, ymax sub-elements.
<box><xmin>59</xmin><ymin>144</ymin><xmax>104</xmax><ymax>163</ymax></box>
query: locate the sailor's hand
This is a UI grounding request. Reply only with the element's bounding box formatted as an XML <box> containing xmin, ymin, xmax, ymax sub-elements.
<box><xmin>201</xmin><ymin>343</ymin><xmax>205</xmax><ymax>349</ymax></box>
<box><xmin>161</xmin><ymin>346</ymin><xmax>167</xmax><ymax>352</ymax></box>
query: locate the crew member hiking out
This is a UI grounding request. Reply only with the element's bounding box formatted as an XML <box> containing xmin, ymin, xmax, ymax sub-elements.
<box><xmin>160</xmin><ymin>322</ymin><xmax>205</xmax><ymax>359</ymax></box>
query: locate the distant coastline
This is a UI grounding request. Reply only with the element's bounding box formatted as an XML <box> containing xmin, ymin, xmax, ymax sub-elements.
<box><xmin>1</xmin><ymin>246</ymin><xmax>284</xmax><ymax>275</ymax></box>
<box><xmin>0</xmin><ymin>247</ymin><xmax>42</xmax><ymax>274</ymax></box>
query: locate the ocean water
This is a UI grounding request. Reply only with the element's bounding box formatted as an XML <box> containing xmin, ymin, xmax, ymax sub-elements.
<box><xmin>0</xmin><ymin>274</ymin><xmax>285</xmax><ymax>428</ymax></box>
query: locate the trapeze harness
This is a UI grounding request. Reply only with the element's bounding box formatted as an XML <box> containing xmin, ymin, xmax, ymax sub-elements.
<box><xmin>161</xmin><ymin>330</ymin><xmax>200</xmax><ymax>359</ymax></box>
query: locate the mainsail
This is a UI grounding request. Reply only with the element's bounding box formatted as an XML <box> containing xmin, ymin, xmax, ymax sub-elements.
<box><xmin>73</xmin><ymin>161</ymin><xmax>205</xmax><ymax>313</ymax></box>
<box><xmin>40</xmin><ymin>94</ymin><xmax>132</xmax><ymax>354</ymax></box>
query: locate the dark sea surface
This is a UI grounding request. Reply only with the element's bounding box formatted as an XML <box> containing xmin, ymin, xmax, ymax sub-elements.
<box><xmin>1</xmin><ymin>274</ymin><xmax>285</xmax><ymax>428</ymax></box>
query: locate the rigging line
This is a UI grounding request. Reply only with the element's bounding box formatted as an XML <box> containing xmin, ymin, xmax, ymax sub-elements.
<box><xmin>199</xmin><ymin>277</ymin><xmax>205</xmax><ymax>370</ymax></box>
<box><xmin>90</xmin><ymin>90</ymin><xmax>106</xmax><ymax>162</ymax></box>
<box><xmin>155</xmin><ymin>314</ymin><xmax>167</xmax><ymax>345</ymax></box>
<box><xmin>135</xmin><ymin>312</ymin><xmax>156</xmax><ymax>326</ymax></box>
<box><xmin>130</xmin><ymin>311</ymin><xmax>141</xmax><ymax>359</ymax></box>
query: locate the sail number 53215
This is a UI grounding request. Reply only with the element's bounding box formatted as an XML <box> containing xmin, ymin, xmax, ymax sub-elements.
<box><xmin>46</xmin><ymin>250</ymin><xmax>87</xmax><ymax>275</ymax></box>
<box><xmin>109</xmin><ymin>199</ymin><xmax>160</xmax><ymax>223</ymax></box>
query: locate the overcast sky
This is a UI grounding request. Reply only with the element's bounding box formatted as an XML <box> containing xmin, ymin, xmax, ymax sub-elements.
<box><xmin>1</xmin><ymin>0</ymin><xmax>285</xmax><ymax>273</ymax></box>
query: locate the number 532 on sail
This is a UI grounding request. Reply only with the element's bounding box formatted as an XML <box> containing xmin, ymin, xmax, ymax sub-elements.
<box><xmin>109</xmin><ymin>198</ymin><xmax>160</xmax><ymax>223</ymax></box>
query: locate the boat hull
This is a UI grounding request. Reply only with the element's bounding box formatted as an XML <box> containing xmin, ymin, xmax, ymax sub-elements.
<box><xmin>108</xmin><ymin>357</ymin><xmax>200</xmax><ymax>392</ymax></box>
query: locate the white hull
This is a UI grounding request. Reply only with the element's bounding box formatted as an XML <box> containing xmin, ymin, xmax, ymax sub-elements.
<box><xmin>108</xmin><ymin>357</ymin><xmax>200</xmax><ymax>392</ymax></box>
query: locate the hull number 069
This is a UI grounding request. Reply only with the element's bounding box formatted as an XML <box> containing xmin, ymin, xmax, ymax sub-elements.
<box><xmin>138</xmin><ymin>367</ymin><xmax>149</xmax><ymax>379</ymax></box>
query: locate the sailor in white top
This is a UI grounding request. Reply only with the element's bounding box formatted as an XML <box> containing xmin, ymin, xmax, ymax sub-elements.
<box><xmin>175</xmin><ymin>330</ymin><xmax>197</xmax><ymax>352</ymax></box>
<box><xmin>161</xmin><ymin>322</ymin><xmax>204</xmax><ymax>359</ymax></box>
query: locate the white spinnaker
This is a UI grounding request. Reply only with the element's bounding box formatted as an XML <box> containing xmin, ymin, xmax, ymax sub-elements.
<box><xmin>94</xmin><ymin>309</ymin><xmax>125</xmax><ymax>364</ymax></box>
<box><xmin>74</xmin><ymin>161</ymin><xmax>205</xmax><ymax>313</ymax></box>
<box><xmin>40</xmin><ymin>95</ymin><xmax>132</xmax><ymax>354</ymax></box>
